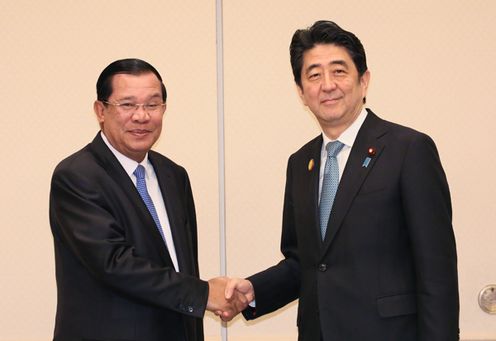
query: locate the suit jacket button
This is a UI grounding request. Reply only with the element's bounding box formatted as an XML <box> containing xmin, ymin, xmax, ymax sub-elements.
<box><xmin>318</xmin><ymin>263</ymin><xmax>327</xmax><ymax>272</ymax></box>
<box><xmin>187</xmin><ymin>306</ymin><xmax>194</xmax><ymax>313</ymax></box>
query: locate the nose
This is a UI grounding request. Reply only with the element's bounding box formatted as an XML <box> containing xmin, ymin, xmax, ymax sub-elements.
<box><xmin>131</xmin><ymin>105</ymin><xmax>150</xmax><ymax>122</ymax></box>
<box><xmin>322</xmin><ymin>74</ymin><xmax>336</xmax><ymax>91</ymax></box>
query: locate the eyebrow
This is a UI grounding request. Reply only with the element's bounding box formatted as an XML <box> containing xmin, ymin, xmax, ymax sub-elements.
<box><xmin>116</xmin><ymin>93</ymin><xmax>162</xmax><ymax>101</ymax></box>
<box><xmin>304</xmin><ymin>60</ymin><xmax>349</xmax><ymax>74</ymax></box>
<box><xmin>330</xmin><ymin>60</ymin><xmax>348</xmax><ymax>68</ymax></box>
<box><xmin>148</xmin><ymin>94</ymin><xmax>162</xmax><ymax>100</ymax></box>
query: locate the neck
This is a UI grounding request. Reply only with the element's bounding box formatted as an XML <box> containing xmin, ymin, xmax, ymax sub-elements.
<box><xmin>321</xmin><ymin>106</ymin><xmax>363</xmax><ymax>140</ymax></box>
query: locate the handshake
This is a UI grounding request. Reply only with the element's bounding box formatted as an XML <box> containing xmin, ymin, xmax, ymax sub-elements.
<box><xmin>206</xmin><ymin>277</ymin><xmax>254</xmax><ymax>321</ymax></box>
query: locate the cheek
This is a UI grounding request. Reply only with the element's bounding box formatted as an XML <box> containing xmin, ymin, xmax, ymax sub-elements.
<box><xmin>150</xmin><ymin>118</ymin><xmax>164</xmax><ymax>136</ymax></box>
<box><xmin>117</xmin><ymin>117</ymin><xmax>134</xmax><ymax>130</ymax></box>
<box><xmin>153</xmin><ymin>116</ymin><xmax>164</xmax><ymax>128</ymax></box>
<box><xmin>104</xmin><ymin>119</ymin><xmax>124</xmax><ymax>132</ymax></box>
<box><xmin>302</xmin><ymin>90</ymin><xmax>318</xmax><ymax>106</ymax></box>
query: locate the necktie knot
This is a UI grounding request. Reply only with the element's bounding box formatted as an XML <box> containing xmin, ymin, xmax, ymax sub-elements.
<box><xmin>134</xmin><ymin>164</ymin><xmax>145</xmax><ymax>180</ymax></box>
<box><xmin>326</xmin><ymin>141</ymin><xmax>344</xmax><ymax>158</ymax></box>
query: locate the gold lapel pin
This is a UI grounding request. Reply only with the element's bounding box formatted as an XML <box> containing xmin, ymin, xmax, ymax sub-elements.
<box><xmin>308</xmin><ymin>158</ymin><xmax>315</xmax><ymax>171</ymax></box>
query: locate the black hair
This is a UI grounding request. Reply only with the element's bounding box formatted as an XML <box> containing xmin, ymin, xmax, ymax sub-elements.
<box><xmin>96</xmin><ymin>58</ymin><xmax>167</xmax><ymax>102</ymax></box>
<box><xmin>290</xmin><ymin>20</ymin><xmax>367</xmax><ymax>88</ymax></box>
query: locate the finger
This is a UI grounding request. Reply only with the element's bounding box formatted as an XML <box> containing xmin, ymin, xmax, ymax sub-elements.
<box><xmin>235</xmin><ymin>290</ymin><xmax>248</xmax><ymax>305</ymax></box>
<box><xmin>233</xmin><ymin>298</ymin><xmax>248</xmax><ymax>312</ymax></box>
<box><xmin>221</xmin><ymin>314</ymin><xmax>233</xmax><ymax>322</ymax></box>
<box><xmin>246</xmin><ymin>291</ymin><xmax>255</xmax><ymax>302</ymax></box>
<box><xmin>221</xmin><ymin>309</ymin><xmax>234</xmax><ymax>322</ymax></box>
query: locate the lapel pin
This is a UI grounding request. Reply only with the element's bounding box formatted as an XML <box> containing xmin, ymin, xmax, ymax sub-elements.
<box><xmin>308</xmin><ymin>158</ymin><xmax>315</xmax><ymax>171</ymax></box>
<box><xmin>362</xmin><ymin>147</ymin><xmax>376</xmax><ymax>168</ymax></box>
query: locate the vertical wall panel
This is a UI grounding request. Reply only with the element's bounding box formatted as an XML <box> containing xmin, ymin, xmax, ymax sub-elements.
<box><xmin>0</xmin><ymin>0</ymin><xmax>221</xmax><ymax>339</ymax></box>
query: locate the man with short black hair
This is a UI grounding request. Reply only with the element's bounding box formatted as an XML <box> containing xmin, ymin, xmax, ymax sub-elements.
<box><xmin>49</xmin><ymin>58</ymin><xmax>245</xmax><ymax>340</ymax></box>
<box><xmin>226</xmin><ymin>21</ymin><xmax>459</xmax><ymax>340</ymax></box>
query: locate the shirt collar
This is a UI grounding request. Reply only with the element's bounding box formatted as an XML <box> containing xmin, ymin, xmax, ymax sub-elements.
<box><xmin>100</xmin><ymin>131</ymin><xmax>152</xmax><ymax>178</ymax></box>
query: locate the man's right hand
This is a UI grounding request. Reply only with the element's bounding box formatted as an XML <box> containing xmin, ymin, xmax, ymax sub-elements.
<box><xmin>225</xmin><ymin>277</ymin><xmax>255</xmax><ymax>308</ymax></box>
<box><xmin>207</xmin><ymin>277</ymin><xmax>249</xmax><ymax>321</ymax></box>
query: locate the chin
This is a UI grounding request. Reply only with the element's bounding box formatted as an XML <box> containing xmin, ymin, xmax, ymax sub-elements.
<box><xmin>128</xmin><ymin>142</ymin><xmax>153</xmax><ymax>153</ymax></box>
<box><xmin>319</xmin><ymin>113</ymin><xmax>344</xmax><ymax>123</ymax></box>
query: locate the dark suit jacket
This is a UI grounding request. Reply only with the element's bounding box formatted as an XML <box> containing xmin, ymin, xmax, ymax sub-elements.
<box><xmin>244</xmin><ymin>110</ymin><xmax>459</xmax><ymax>340</ymax></box>
<box><xmin>49</xmin><ymin>133</ymin><xmax>208</xmax><ymax>341</ymax></box>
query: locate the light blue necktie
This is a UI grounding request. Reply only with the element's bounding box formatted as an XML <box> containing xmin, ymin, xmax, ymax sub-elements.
<box><xmin>319</xmin><ymin>141</ymin><xmax>344</xmax><ymax>240</ymax></box>
<box><xmin>134</xmin><ymin>165</ymin><xmax>167</xmax><ymax>246</ymax></box>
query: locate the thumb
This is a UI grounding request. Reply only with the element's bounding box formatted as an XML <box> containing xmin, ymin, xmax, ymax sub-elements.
<box><xmin>224</xmin><ymin>280</ymin><xmax>236</xmax><ymax>299</ymax></box>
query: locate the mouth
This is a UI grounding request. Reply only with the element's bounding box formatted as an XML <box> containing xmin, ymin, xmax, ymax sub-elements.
<box><xmin>320</xmin><ymin>96</ymin><xmax>342</xmax><ymax>105</ymax></box>
<box><xmin>128</xmin><ymin>129</ymin><xmax>151</xmax><ymax>137</ymax></box>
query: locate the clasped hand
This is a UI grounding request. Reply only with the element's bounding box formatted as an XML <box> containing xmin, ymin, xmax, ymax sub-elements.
<box><xmin>207</xmin><ymin>277</ymin><xmax>254</xmax><ymax>322</ymax></box>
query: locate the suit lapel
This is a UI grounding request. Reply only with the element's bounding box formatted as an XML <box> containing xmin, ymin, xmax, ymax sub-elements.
<box><xmin>305</xmin><ymin>136</ymin><xmax>327</xmax><ymax>252</ymax></box>
<box><xmin>322</xmin><ymin>110</ymin><xmax>388</xmax><ymax>252</ymax></box>
<box><xmin>89</xmin><ymin>133</ymin><xmax>174</xmax><ymax>264</ymax></box>
<box><xmin>149</xmin><ymin>153</ymin><xmax>193</xmax><ymax>274</ymax></box>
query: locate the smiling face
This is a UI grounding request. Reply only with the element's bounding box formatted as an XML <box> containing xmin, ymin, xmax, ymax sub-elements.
<box><xmin>298</xmin><ymin>43</ymin><xmax>370</xmax><ymax>139</ymax></box>
<box><xmin>94</xmin><ymin>72</ymin><xmax>165</xmax><ymax>162</ymax></box>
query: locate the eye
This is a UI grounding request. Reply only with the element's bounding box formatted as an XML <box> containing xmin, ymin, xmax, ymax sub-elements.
<box><xmin>120</xmin><ymin>103</ymin><xmax>136</xmax><ymax>110</ymax></box>
<box><xmin>146</xmin><ymin>103</ymin><xmax>160</xmax><ymax>110</ymax></box>
<box><xmin>308</xmin><ymin>72</ymin><xmax>321</xmax><ymax>80</ymax></box>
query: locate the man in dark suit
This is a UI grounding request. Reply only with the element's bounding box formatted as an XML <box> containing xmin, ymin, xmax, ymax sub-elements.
<box><xmin>49</xmin><ymin>58</ymin><xmax>244</xmax><ymax>340</ymax></box>
<box><xmin>225</xmin><ymin>21</ymin><xmax>459</xmax><ymax>340</ymax></box>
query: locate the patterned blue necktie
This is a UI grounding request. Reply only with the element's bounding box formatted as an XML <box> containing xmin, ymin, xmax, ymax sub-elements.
<box><xmin>133</xmin><ymin>165</ymin><xmax>167</xmax><ymax>246</ymax></box>
<box><xmin>319</xmin><ymin>141</ymin><xmax>344</xmax><ymax>240</ymax></box>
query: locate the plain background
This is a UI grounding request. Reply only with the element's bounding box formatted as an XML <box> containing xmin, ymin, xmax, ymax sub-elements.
<box><xmin>0</xmin><ymin>0</ymin><xmax>495</xmax><ymax>340</ymax></box>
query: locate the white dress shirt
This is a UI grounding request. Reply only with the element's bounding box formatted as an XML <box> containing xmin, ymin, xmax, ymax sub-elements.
<box><xmin>318</xmin><ymin>108</ymin><xmax>368</xmax><ymax>202</ymax></box>
<box><xmin>101</xmin><ymin>132</ymin><xmax>180</xmax><ymax>271</ymax></box>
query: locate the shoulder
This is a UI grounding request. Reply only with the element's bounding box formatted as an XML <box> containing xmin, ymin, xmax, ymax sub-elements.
<box><xmin>289</xmin><ymin>135</ymin><xmax>322</xmax><ymax>161</ymax></box>
<box><xmin>49</xmin><ymin>143</ymin><xmax>109</xmax><ymax>199</ymax></box>
<box><xmin>367</xmin><ymin>112</ymin><xmax>443</xmax><ymax>171</ymax></box>
<box><xmin>53</xmin><ymin>132</ymin><xmax>112</xmax><ymax>178</ymax></box>
<box><xmin>53</xmin><ymin>143</ymin><xmax>96</xmax><ymax>177</ymax></box>
<box><xmin>149</xmin><ymin>150</ymin><xmax>189</xmax><ymax>178</ymax></box>
<box><xmin>385</xmin><ymin>121</ymin><xmax>437</xmax><ymax>154</ymax></box>
<box><xmin>367</xmin><ymin>109</ymin><xmax>436</xmax><ymax>147</ymax></box>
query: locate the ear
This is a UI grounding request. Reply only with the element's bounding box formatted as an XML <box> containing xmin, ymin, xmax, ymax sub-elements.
<box><xmin>94</xmin><ymin>100</ymin><xmax>106</xmax><ymax>125</ymax></box>
<box><xmin>296</xmin><ymin>84</ymin><xmax>308</xmax><ymax>106</ymax></box>
<box><xmin>360</xmin><ymin>70</ymin><xmax>371</xmax><ymax>98</ymax></box>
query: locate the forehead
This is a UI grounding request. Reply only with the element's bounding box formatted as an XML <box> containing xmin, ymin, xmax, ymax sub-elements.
<box><xmin>110</xmin><ymin>72</ymin><xmax>162</xmax><ymax>97</ymax></box>
<box><xmin>302</xmin><ymin>44</ymin><xmax>355</xmax><ymax>68</ymax></box>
